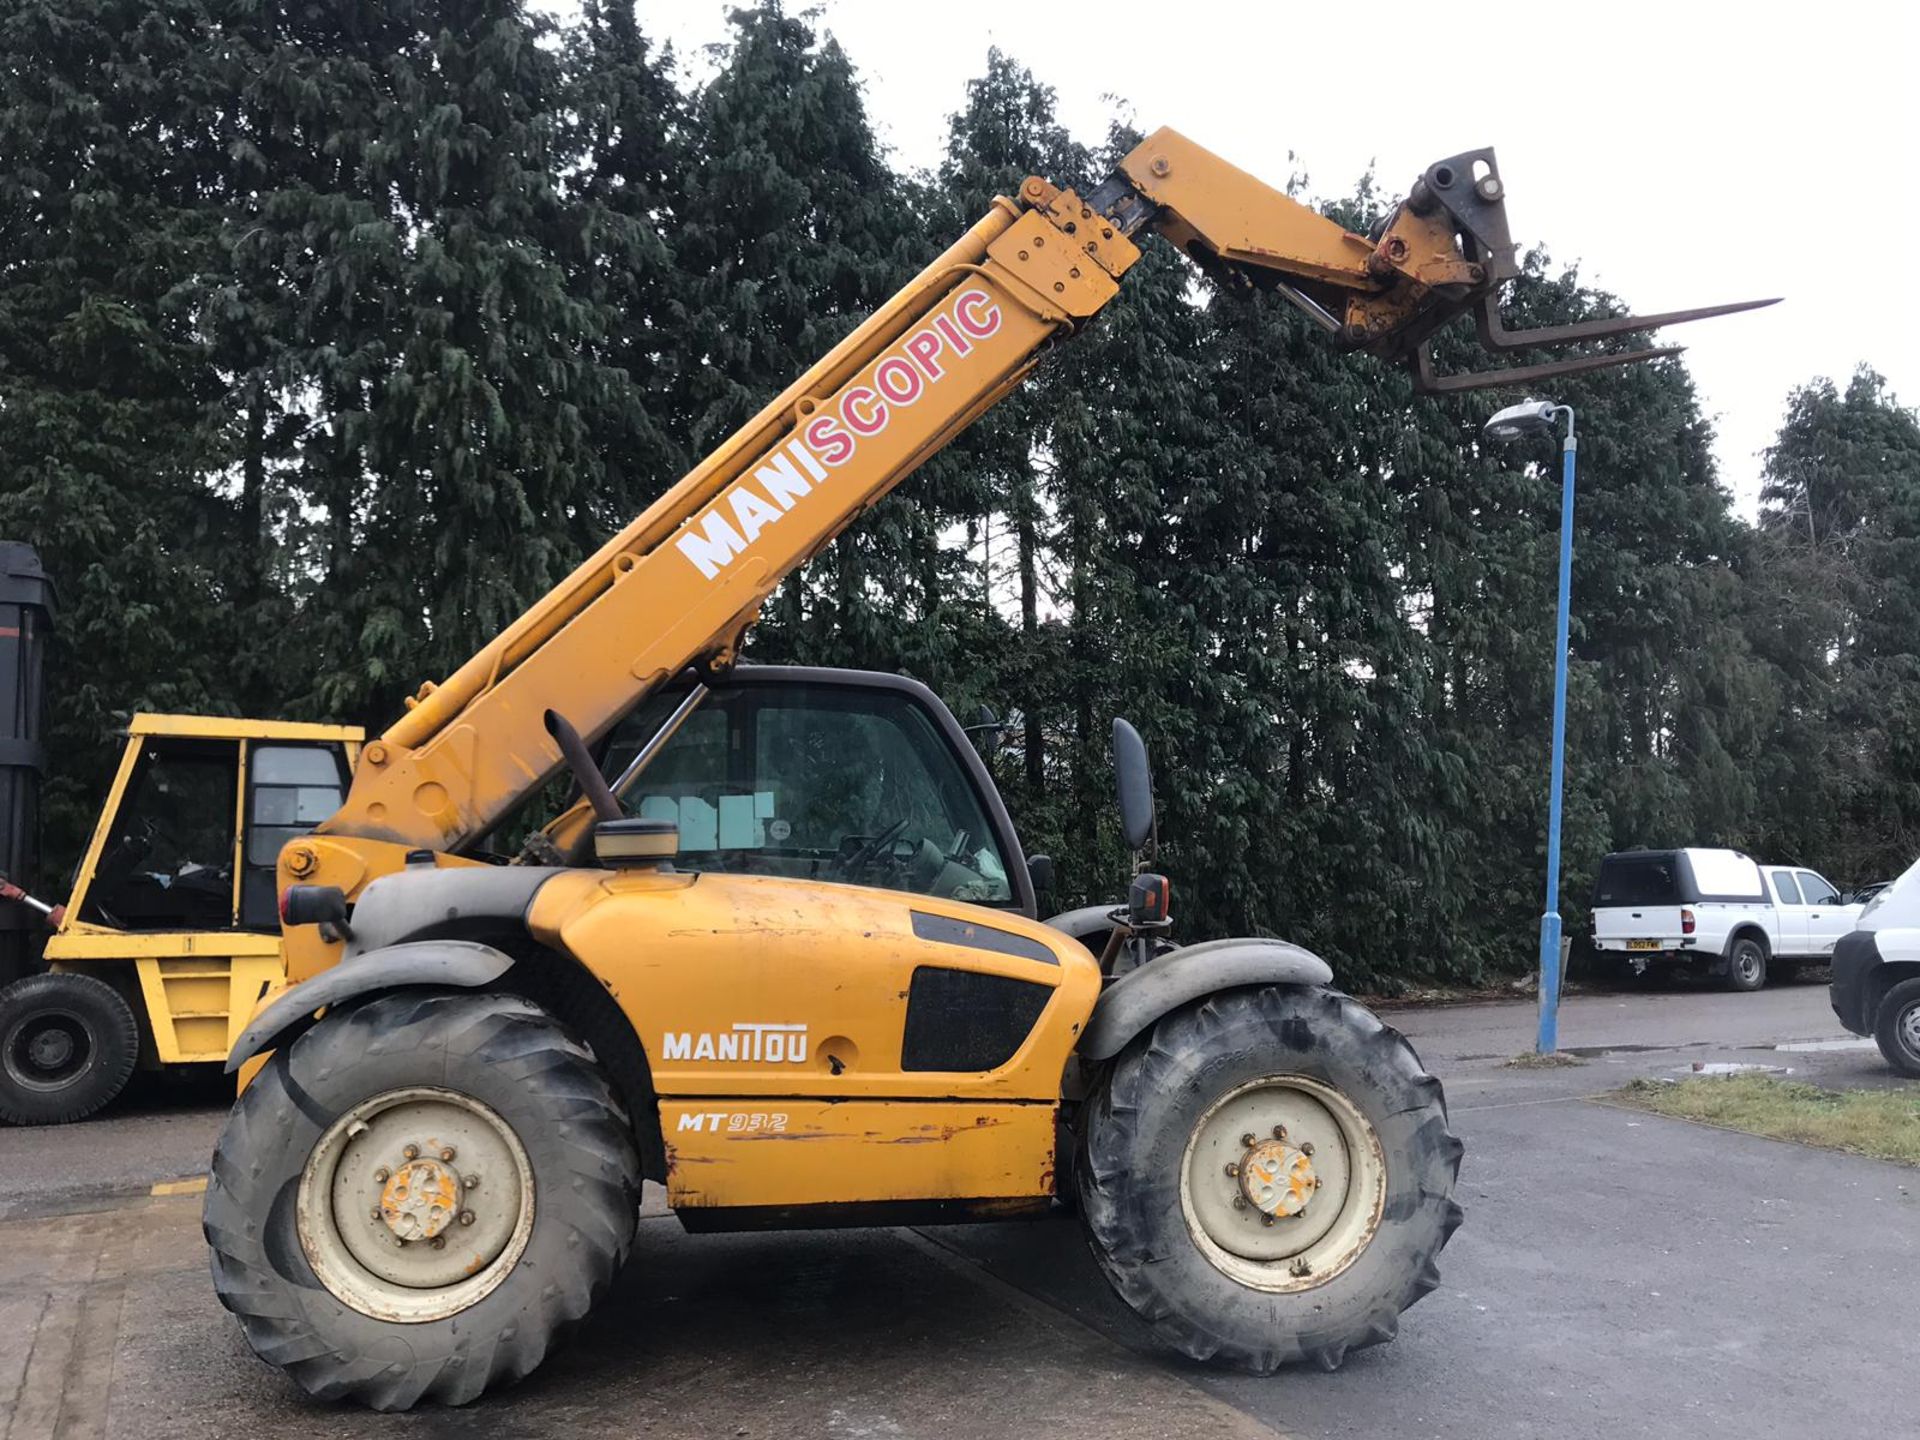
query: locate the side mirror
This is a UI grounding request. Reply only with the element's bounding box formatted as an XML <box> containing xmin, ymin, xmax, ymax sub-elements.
<box><xmin>963</xmin><ymin>705</ymin><xmax>1005</xmax><ymax>753</ymax></box>
<box><xmin>1112</xmin><ymin>718</ymin><xmax>1155</xmax><ymax>853</ymax></box>
<box><xmin>1027</xmin><ymin>854</ymin><xmax>1055</xmax><ymax>898</ymax></box>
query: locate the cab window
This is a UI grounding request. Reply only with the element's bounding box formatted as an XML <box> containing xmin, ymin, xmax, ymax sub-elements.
<box><xmin>84</xmin><ymin>740</ymin><xmax>238</xmax><ymax>931</ymax></box>
<box><xmin>610</xmin><ymin>683</ymin><xmax>1014</xmax><ymax>906</ymax></box>
<box><xmin>1771</xmin><ymin>871</ymin><xmax>1802</xmax><ymax>906</ymax></box>
<box><xmin>240</xmin><ymin>745</ymin><xmax>349</xmax><ymax>928</ymax></box>
<box><xmin>1796</xmin><ymin>872</ymin><xmax>1839</xmax><ymax>906</ymax></box>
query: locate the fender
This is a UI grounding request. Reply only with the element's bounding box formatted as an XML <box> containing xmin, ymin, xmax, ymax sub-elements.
<box><xmin>1076</xmin><ymin>936</ymin><xmax>1335</xmax><ymax>1061</ymax></box>
<box><xmin>225</xmin><ymin>939</ymin><xmax>514</xmax><ymax>1073</ymax></box>
<box><xmin>1045</xmin><ymin>903</ymin><xmax>1123</xmax><ymax>949</ymax></box>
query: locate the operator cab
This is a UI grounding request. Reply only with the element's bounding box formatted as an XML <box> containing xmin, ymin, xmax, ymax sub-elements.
<box><xmin>73</xmin><ymin>719</ymin><xmax>360</xmax><ymax>934</ymax></box>
<box><xmin>593</xmin><ymin>667</ymin><xmax>1040</xmax><ymax>916</ymax></box>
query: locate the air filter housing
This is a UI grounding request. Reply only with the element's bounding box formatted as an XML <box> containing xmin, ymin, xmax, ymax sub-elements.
<box><xmin>593</xmin><ymin>818</ymin><xmax>678</xmax><ymax>869</ymax></box>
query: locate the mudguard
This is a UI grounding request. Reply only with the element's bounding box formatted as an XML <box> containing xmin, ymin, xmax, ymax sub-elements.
<box><xmin>1045</xmin><ymin>903</ymin><xmax>1123</xmax><ymax>948</ymax></box>
<box><xmin>1076</xmin><ymin>936</ymin><xmax>1335</xmax><ymax>1061</ymax></box>
<box><xmin>224</xmin><ymin>939</ymin><xmax>514</xmax><ymax>1073</ymax></box>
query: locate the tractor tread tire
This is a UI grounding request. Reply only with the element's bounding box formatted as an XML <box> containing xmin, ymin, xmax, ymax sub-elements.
<box><xmin>0</xmin><ymin>971</ymin><xmax>140</xmax><ymax>1126</ymax></box>
<box><xmin>202</xmin><ymin>991</ymin><xmax>639</xmax><ymax>1411</ymax></box>
<box><xmin>1077</xmin><ymin>985</ymin><xmax>1462</xmax><ymax>1375</ymax></box>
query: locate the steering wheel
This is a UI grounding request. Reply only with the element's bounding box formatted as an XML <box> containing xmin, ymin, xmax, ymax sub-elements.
<box><xmin>98</xmin><ymin>814</ymin><xmax>159</xmax><ymax>877</ymax></box>
<box><xmin>829</xmin><ymin>818</ymin><xmax>911</xmax><ymax>880</ymax></box>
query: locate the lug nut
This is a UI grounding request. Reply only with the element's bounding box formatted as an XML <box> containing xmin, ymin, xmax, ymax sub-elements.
<box><xmin>1241</xmin><ymin>1133</ymin><xmax>1256</xmax><ymax>1147</ymax></box>
<box><xmin>440</xmin><ymin>1147</ymin><xmax>457</xmax><ymax>1162</ymax></box>
<box><xmin>464</xmin><ymin>1174</ymin><xmax>480</xmax><ymax>1190</ymax></box>
<box><xmin>431</xmin><ymin>1236</ymin><xmax>446</xmax><ymax>1250</ymax></box>
<box><xmin>1262</xmin><ymin>1215</ymin><xmax>1276</xmax><ymax>1227</ymax></box>
<box><xmin>403</xmin><ymin>1144</ymin><xmax>420</xmax><ymax>1160</ymax></box>
<box><xmin>1272</xmin><ymin>1125</ymin><xmax>1287</xmax><ymax>1140</ymax></box>
<box><xmin>372</xmin><ymin>1167</ymin><xmax>390</xmax><ymax>1183</ymax></box>
<box><xmin>1290</xmin><ymin>1259</ymin><xmax>1312</xmax><ymax>1278</ymax></box>
<box><xmin>370</xmin><ymin>1207</ymin><xmax>383</xmax><ymax>1222</ymax></box>
<box><xmin>459</xmin><ymin>1210</ymin><xmax>476</xmax><ymax>1227</ymax></box>
<box><xmin>1233</xmin><ymin>1196</ymin><xmax>1248</xmax><ymax>1210</ymax></box>
<box><xmin>1224</xmin><ymin>1162</ymin><xmax>1239</xmax><ymax>1177</ymax></box>
<box><xmin>1301</xmin><ymin>1142</ymin><xmax>1315</xmax><ymax>1157</ymax></box>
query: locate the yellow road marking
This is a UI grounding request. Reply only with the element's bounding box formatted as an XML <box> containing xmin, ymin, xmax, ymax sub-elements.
<box><xmin>148</xmin><ymin>1177</ymin><xmax>207</xmax><ymax>1197</ymax></box>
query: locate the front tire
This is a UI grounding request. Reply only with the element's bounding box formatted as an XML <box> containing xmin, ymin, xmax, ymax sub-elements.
<box><xmin>202</xmin><ymin>991</ymin><xmax>639</xmax><ymax>1410</ymax></box>
<box><xmin>0</xmin><ymin>971</ymin><xmax>140</xmax><ymax>1125</ymax></box>
<box><xmin>1873</xmin><ymin>977</ymin><xmax>1920</xmax><ymax>1079</ymax></box>
<box><xmin>1077</xmin><ymin>986</ymin><xmax>1463</xmax><ymax>1373</ymax></box>
<box><xmin>1724</xmin><ymin>938</ymin><xmax>1767</xmax><ymax>992</ymax></box>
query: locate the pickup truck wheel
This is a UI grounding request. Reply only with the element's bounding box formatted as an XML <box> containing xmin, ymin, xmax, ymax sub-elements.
<box><xmin>203</xmin><ymin>991</ymin><xmax>639</xmax><ymax>1410</ymax></box>
<box><xmin>1872</xmin><ymin>978</ymin><xmax>1920</xmax><ymax>1078</ymax></box>
<box><xmin>1724</xmin><ymin>939</ymin><xmax>1767</xmax><ymax>992</ymax></box>
<box><xmin>0</xmin><ymin>972</ymin><xmax>140</xmax><ymax>1126</ymax></box>
<box><xmin>1077</xmin><ymin>986</ymin><xmax>1463</xmax><ymax>1374</ymax></box>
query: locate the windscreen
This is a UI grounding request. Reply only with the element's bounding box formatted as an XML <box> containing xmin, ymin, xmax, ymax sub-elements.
<box><xmin>1592</xmin><ymin>854</ymin><xmax>1683</xmax><ymax>907</ymax></box>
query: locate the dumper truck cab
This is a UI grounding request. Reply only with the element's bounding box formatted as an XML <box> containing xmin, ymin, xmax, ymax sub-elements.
<box><xmin>0</xmin><ymin>713</ymin><xmax>361</xmax><ymax>1124</ymax></box>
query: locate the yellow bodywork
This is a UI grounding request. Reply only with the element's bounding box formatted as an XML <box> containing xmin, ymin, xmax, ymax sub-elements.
<box><xmin>46</xmin><ymin>713</ymin><xmax>361</xmax><ymax>1065</ymax></box>
<box><xmin>526</xmin><ymin>868</ymin><xmax>1098</xmax><ymax>1209</ymax></box>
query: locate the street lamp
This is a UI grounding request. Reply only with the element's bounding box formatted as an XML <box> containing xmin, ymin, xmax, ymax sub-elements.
<box><xmin>1483</xmin><ymin>397</ymin><xmax>1577</xmax><ymax>1055</ymax></box>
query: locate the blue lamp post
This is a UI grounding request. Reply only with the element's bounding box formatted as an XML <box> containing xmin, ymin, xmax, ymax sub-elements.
<box><xmin>1483</xmin><ymin>398</ymin><xmax>1577</xmax><ymax>1054</ymax></box>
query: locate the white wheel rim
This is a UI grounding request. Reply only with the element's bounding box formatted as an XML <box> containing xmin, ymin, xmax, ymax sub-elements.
<box><xmin>1178</xmin><ymin>1074</ymin><xmax>1387</xmax><ymax>1293</ymax></box>
<box><xmin>1901</xmin><ymin>1002</ymin><xmax>1920</xmax><ymax>1057</ymax></box>
<box><xmin>296</xmin><ymin>1086</ymin><xmax>537</xmax><ymax>1323</ymax></box>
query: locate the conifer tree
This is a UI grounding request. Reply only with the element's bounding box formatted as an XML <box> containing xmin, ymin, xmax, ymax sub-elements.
<box><xmin>0</xmin><ymin>0</ymin><xmax>233</xmax><ymax>859</ymax></box>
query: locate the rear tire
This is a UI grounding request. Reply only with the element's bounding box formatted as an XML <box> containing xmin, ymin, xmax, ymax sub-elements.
<box><xmin>1872</xmin><ymin>978</ymin><xmax>1920</xmax><ymax>1079</ymax></box>
<box><xmin>0</xmin><ymin>971</ymin><xmax>140</xmax><ymax>1125</ymax></box>
<box><xmin>1724</xmin><ymin>938</ymin><xmax>1767</xmax><ymax>992</ymax></box>
<box><xmin>1077</xmin><ymin>986</ymin><xmax>1463</xmax><ymax>1373</ymax></box>
<box><xmin>202</xmin><ymin>991</ymin><xmax>639</xmax><ymax>1410</ymax></box>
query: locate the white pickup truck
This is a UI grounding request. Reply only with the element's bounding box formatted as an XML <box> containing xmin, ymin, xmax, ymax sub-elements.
<box><xmin>1590</xmin><ymin>847</ymin><xmax>1862</xmax><ymax>991</ymax></box>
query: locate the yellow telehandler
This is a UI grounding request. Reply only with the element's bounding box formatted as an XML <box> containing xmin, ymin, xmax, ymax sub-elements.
<box><xmin>201</xmin><ymin>128</ymin><xmax>1770</xmax><ymax>1409</ymax></box>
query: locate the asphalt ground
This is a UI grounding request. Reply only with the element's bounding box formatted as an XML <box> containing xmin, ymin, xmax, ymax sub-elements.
<box><xmin>2</xmin><ymin>972</ymin><xmax>1913</xmax><ymax>1439</ymax></box>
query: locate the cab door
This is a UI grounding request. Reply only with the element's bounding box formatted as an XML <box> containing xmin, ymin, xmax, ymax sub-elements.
<box><xmin>1767</xmin><ymin>869</ymin><xmax>1810</xmax><ymax>957</ymax></box>
<box><xmin>1795</xmin><ymin>870</ymin><xmax>1853</xmax><ymax>957</ymax></box>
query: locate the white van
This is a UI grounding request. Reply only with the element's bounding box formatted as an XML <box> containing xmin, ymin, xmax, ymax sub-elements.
<box><xmin>1590</xmin><ymin>847</ymin><xmax>1861</xmax><ymax>991</ymax></box>
<box><xmin>1830</xmin><ymin>856</ymin><xmax>1920</xmax><ymax>1075</ymax></box>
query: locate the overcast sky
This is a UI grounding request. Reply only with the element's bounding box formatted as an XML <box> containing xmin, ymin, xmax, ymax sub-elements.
<box><xmin>636</xmin><ymin>0</ymin><xmax>1918</xmax><ymax>518</ymax></box>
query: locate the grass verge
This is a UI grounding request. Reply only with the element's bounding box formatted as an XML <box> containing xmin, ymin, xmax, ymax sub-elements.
<box><xmin>1613</xmin><ymin>1074</ymin><xmax>1920</xmax><ymax>1167</ymax></box>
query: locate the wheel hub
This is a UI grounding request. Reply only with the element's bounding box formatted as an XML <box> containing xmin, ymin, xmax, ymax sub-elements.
<box><xmin>297</xmin><ymin>1087</ymin><xmax>535</xmax><ymax>1322</ymax></box>
<box><xmin>27</xmin><ymin>1025</ymin><xmax>76</xmax><ymax>1072</ymax></box>
<box><xmin>5</xmin><ymin>1010</ymin><xmax>90</xmax><ymax>1089</ymax></box>
<box><xmin>1237</xmin><ymin>1136</ymin><xmax>1316</xmax><ymax>1218</ymax></box>
<box><xmin>1178</xmin><ymin>1073</ymin><xmax>1387</xmax><ymax>1291</ymax></box>
<box><xmin>379</xmin><ymin>1158</ymin><xmax>463</xmax><ymax>1242</ymax></box>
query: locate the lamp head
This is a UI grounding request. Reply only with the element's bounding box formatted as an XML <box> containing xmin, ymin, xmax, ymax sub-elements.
<box><xmin>1482</xmin><ymin>399</ymin><xmax>1561</xmax><ymax>443</ymax></box>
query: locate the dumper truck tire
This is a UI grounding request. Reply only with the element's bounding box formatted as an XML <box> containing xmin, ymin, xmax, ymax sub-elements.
<box><xmin>203</xmin><ymin>991</ymin><xmax>639</xmax><ymax>1410</ymax></box>
<box><xmin>0</xmin><ymin>970</ymin><xmax>140</xmax><ymax>1125</ymax></box>
<box><xmin>1076</xmin><ymin>985</ymin><xmax>1462</xmax><ymax>1374</ymax></box>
